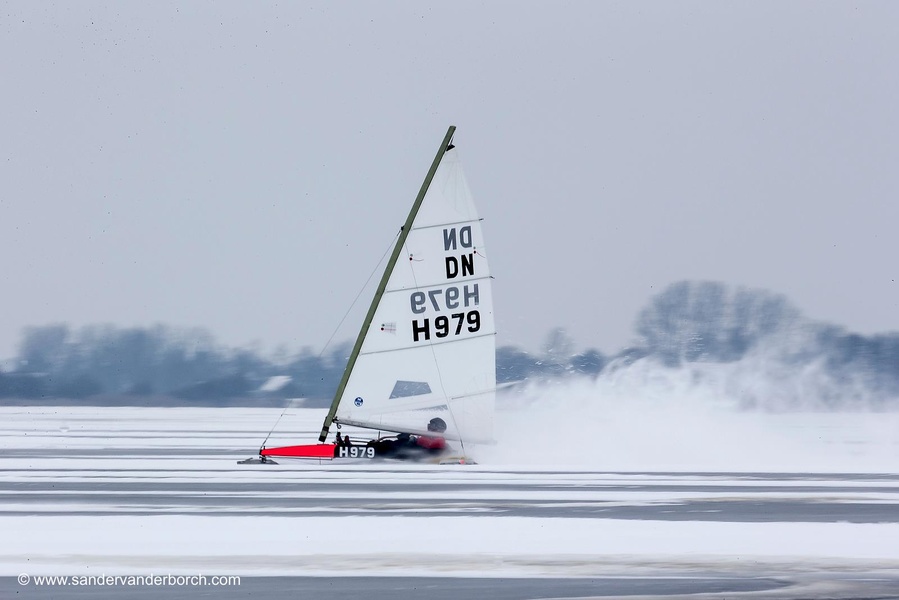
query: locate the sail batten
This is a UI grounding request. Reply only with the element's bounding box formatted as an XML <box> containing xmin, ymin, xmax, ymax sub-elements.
<box><xmin>411</xmin><ymin>218</ymin><xmax>484</xmax><ymax>231</ymax></box>
<box><xmin>380</xmin><ymin>275</ymin><xmax>493</xmax><ymax>296</ymax></box>
<box><xmin>320</xmin><ymin>127</ymin><xmax>496</xmax><ymax>447</ymax></box>
<box><xmin>358</xmin><ymin>331</ymin><xmax>496</xmax><ymax>357</ymax></box>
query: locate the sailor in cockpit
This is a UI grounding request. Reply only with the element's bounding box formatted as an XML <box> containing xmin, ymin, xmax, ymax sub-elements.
<box><xmin>366</xmin><ymin>417</ymin><xmax>448</xmax><ymax>459</ymax></box>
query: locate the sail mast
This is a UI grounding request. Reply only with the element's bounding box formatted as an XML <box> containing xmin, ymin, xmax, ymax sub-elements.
<box><xmin>318</xmin><ymin>125</ymin><xmax>457</xmax><ymax>442</ymax></box>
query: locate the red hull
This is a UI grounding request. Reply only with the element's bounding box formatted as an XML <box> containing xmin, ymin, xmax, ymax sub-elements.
<box><xmin>261</xmin><ymin>443</ymin><xmax>336</xmax><ymax>459</ymax></box>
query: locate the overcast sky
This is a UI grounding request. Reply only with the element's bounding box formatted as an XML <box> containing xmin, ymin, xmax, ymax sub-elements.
<box><xmin>2</xmin><ymin>2</ymin><xmax>898</xmax><ymax>360</ymax></box>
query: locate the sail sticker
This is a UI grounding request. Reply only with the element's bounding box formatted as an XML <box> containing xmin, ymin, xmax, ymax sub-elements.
<box><xmin>380</xmin><ymin>322</ymin><xmax>397</xmax><ymax>334</ymax></box>
<box><xmin>354</xmin><ymin>397</ymin><xmax>364</xmax><ymax>407</ymax></box>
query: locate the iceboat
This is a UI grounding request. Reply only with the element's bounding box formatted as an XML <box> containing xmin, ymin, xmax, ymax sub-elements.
<box><xmin>243</xmin><ymin>126</ymin><xmax>495</xmax><ymax>464</ymax></box>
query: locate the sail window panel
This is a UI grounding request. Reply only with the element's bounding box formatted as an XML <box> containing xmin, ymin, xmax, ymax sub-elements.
<box><xmin>389</xmin><ymin>380</ymin><xmax>433</xmax><ymax>399</ymax></box>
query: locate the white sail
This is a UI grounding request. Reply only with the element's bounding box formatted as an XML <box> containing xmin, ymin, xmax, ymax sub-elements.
<box><xmin>331</xmin><ymin>144</ymin><xmax>496</xmax><ymax>445</ymax></box>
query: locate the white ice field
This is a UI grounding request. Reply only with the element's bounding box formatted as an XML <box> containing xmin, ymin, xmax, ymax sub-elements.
<box><xmin>2</xmin><ymin>399</ymin><xmax>899</xmax><ymax>582</ymax></box>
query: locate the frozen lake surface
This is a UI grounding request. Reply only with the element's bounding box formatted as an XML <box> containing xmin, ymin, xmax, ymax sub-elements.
<box><xmin>2</xmin><ymin>406</ymin><xmax>899</xmax><ymax>599</ymax></box>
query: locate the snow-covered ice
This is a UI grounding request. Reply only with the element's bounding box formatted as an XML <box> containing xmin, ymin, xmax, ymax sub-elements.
<box><xmin>1</xmin><ymin>404</ymin><xmax>898</xmax><ymax>582</ymax></box>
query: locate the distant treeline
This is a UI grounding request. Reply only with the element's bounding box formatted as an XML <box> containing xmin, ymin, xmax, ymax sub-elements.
<box><xmin>0</xmin><ymin>322</ymin><xmax>604</xmax><ymax>406</ymax></box>
<box><xmin>2</xmin><ymin>280</ymin><xmax>898</xmax><ymax>408</ymax></box>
